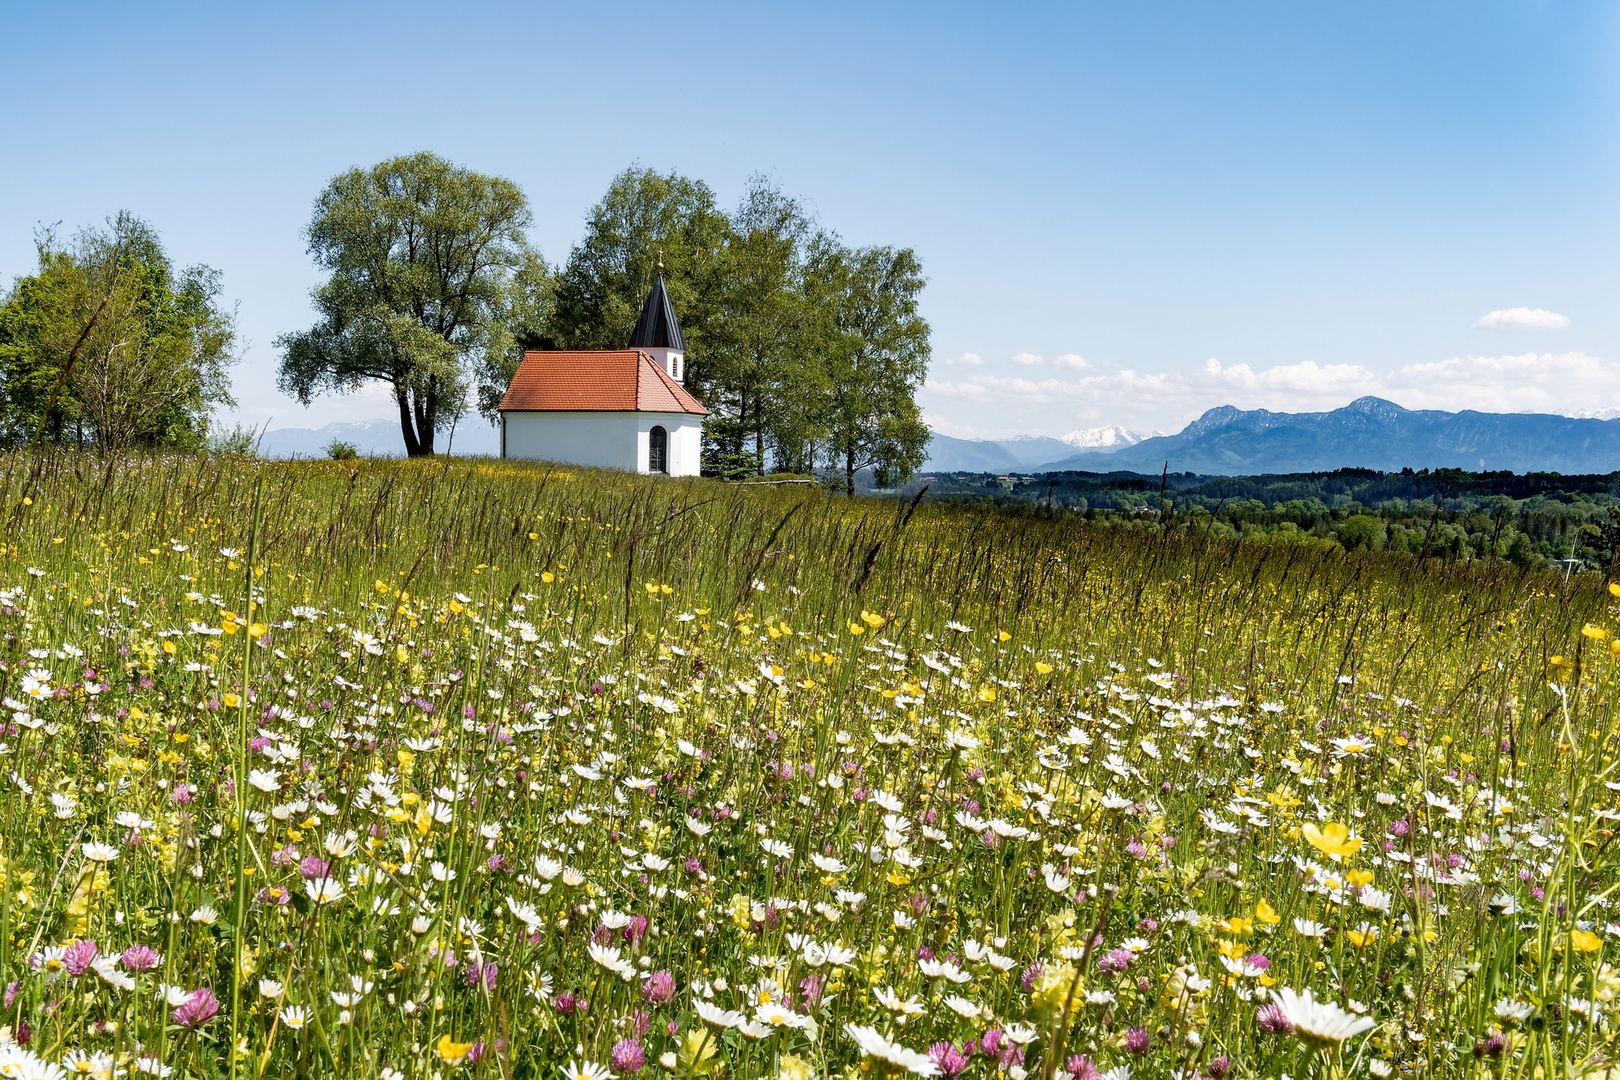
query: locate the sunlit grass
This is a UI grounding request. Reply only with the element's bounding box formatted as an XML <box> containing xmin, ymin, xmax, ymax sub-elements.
<box><xmin>0</xmin><ymin>450</ymin><xmax>1608</xmax><ymax>1079</ymax></box>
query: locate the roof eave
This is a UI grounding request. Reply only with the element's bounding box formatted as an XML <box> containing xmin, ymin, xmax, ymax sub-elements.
<box><xmin>497</xmin><ymin>405</ymin><xmax>709</xmax><ymax>416</ymax></box>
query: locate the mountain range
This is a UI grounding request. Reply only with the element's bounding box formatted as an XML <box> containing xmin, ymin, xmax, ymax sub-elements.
<box><xmin>922</xmin><ymin>425</ymin><xmax>1148</xmax><ymax>472</ymax></box>
<box><xmin>251</xmin><ymin>418</ymin><xmax>500</xmax><ymax>458</ymax></box>
<box><xmin>927</xmin><ymin>397</ymin><xmax>1620</xmax><ymax>476</ymax></box>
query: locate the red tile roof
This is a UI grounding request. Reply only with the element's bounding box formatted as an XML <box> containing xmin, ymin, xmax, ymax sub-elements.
<box><xmin>497</xmin><ymin>350</ymin><xmax>708</xmax><ymax>416</ymax></box>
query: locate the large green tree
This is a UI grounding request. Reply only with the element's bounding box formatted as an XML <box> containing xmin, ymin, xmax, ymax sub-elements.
<box><xmin>547</xmin><ymin>166</ymin><xmax>932</xmax><ymax>489</ymax></box>
<box><xmin>549</xmin><ymin>167</ymin><xmax>731</xmax><ymax>372</ymax></box>
<box><xmin>803</xmin><ymin>239</ymin><xmax>931</xmax><ymax>495</ymax></box>
<box><xmin>0</xmin><ymin>212</ymin><xmax>236</xmax><ymax>450</ymax></box>
<box><xmin>703</xmin><ymin>176</ymin><xmax>817</xmax><ymax>474</ymax></box>
<box><xmin>277</xmin><ymin>152</ymin><xmax>545</xmax><ymax>456</ymax></box>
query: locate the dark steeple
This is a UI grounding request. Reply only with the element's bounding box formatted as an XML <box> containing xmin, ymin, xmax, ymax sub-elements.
<box><xmin>628</xmin><ymin>274</ymin><xmax>686</xmax><ymax>351</ymax></box>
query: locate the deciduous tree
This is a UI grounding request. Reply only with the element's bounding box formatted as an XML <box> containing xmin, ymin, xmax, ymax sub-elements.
<box><xmin>549</xmin><ymin>167</ymin><xmax>731</xmax><ymax>373</ymax></box>
<box><xmin>803</xmin><ymin>239</ymin><xmax>931</xmax><ymax>495</ymax></box>
<box><xmin>704</xmin><ymin>177</ymin><xmax>817</xmax><ymax>474</ymax></box>
<box><xmin>0</xmin><ymin>212</ymin><xmax>236</xmax><ymax>450</ymax></box>
<box><xmin>277</xmin><ymin>152</ymin><xmax>544</xmax><ymax>456</ymax></box>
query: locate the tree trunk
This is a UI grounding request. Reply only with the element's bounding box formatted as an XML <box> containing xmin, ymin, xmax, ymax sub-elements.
<box><xmin>845</xmin><ymin>445</ymin><xmax>855</xmax><ymax>497</ymax></box>
<box><xmin>408</xmin><ymin>388</ymin><xmax>436</xmax><ymax>456</ymax></box>
<box><xmin>396</xmin><ymin>390</ymin><xmax>423</xmax><ymax>457</ymax></box>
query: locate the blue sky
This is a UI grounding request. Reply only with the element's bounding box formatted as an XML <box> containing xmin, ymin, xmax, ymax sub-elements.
<box><xmin>3</xmin><ymin>1</ymin><xmax>1617</xmax><ymax>440</ymax></box>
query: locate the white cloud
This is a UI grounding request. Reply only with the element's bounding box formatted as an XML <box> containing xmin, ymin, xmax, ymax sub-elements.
<box><xmin>920</xmin><ymin>413</ymin><xmax>1043</xmax><ymax>440</ymax></box>
<box><xmin>1010</xmin><ymin>352</ymin><xmax>1043</xmax><ymax>365</ymax></box>
<box><xmin>1476</xmin><ymin>307</ymin><xmax>1570</xmax><ymax>330</ymax></box>
<box><xmin>920</xmin><ymin>351</ymin><xmax>1620</xmax><ymax>437</ymax></box>
<box><xmin>941</xmin><ymin>352</ymin><xmax>984</xmax><ymax>366</ymax></box>
<box><xmin>1390</xmin><ymin>352</ymin><xmax>1619</xmax><ymax>412</ymax></box>
<box><xmin>926</xmin><ymin>379</ymin><xmax>990</xmax><ymax>399</ymax></box>
<box><xmin>1052</xmin><ymin>354</ymin><xmax>1088</xmax><ymax>370</ymax></box>
<box><xmin>1202</xmin><ymin>358</ymin><xmax>1373</xmax><ymax>395</ymax></box>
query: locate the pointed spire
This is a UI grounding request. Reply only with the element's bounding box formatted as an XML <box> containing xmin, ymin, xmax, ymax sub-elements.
<box><xmin>628</xmin><ymin>272</ymin><xmax>686</xmax><ymax>351</ymax></box>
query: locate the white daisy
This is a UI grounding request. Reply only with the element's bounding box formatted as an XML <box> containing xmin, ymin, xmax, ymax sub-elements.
<box><xmin>81</xmin><ymin>841</ymin><xmax>119</xmax><ymax>863</ymax></box>
<box><xmin>843</xmin><ymin>1024</ymin><xmax>939</xmax><ymax>1076</ymax></box>
<box><xmin>1273</xmin><ymin>986</ymin><xmax>1377</xmax><ymax>1047</ymax></box>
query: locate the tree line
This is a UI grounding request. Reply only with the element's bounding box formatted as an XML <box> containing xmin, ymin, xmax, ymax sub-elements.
<box><xmin>539</xmin><ymin>168</ymin><xmax>930</xmax><ymax>491</ymax></box>
<box><xmin>0</xmin><ymin>154</ymin><xmax>932</xmax><ymax>492</ymax></box>
<box><xmin>917</xmin><ymin>466</ymin><xmax>1620</xmax><ymax>569</ymax></box>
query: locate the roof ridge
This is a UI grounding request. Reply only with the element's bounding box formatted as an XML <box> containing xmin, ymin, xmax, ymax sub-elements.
<box><xmin>519</xmin><ymin>349</ymin><xmax>644</xmax><ymax>358</ymax></box>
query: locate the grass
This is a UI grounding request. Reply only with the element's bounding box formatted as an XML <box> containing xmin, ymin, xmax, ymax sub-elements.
<box><xmin>0</xmin><ymin>450</ymin><xmax>1610</xmax><ymax>1079</ymax></box>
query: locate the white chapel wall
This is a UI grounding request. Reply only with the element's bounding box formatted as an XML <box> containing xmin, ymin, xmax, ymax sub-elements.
<box><xmin>503</xmin><ymin>411</ymin><xmax>704</xmax><ymax>476</ymax></box>
<box><xmin>503</xmin><ymin>412</ymin><xmax>641</xmax><ymax>470</ymax></box>
<box><xmin>659</xmin><ymin>416</ymin><xmax>703</xmax><ymax>477</ymax></box>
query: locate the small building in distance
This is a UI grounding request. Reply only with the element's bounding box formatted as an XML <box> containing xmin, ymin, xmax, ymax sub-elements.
<box><xmin>497</xmin><ymin>275</ymin><xmax>707</xmax><ymax>474</ymax></box>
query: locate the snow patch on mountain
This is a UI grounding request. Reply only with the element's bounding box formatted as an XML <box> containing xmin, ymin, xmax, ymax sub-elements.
<box><xmin>1058</xmin><ymin>425</ymin><xmax>1151</xmax><ymax>449</ymax></box>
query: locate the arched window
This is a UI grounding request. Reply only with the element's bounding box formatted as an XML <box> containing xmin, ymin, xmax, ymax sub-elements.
<box><xmin>648</xmin><ymin>425</ymin><xmax>668</xmax><ymax>474</ymax></box>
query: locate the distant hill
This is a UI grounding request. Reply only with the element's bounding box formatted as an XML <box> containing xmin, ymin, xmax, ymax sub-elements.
<box><xmin>995</xmin><ymin>435</ymin><xmax>1078</xmax><ymax>467</ymax></box>
<box><xmin>920</xmin><ymin>433</ymin><xmax>1024</xmax><ymax>473</ymax></box>
<box><xmin>922</xmin><ymin>426</ymin><xmax>1146</xmax><ymax>473</ymax></box>
<box><xmin>1038</xmin><ymin>397</ymin><xmax>1620</xmax><ymax>475</ymax></box>
<box><xmin>262</xmin><ymin>401</ymin><xmax>1620</xmax><ymax>474</ymax></box>
<box><xmin>254</xmin><ymin>418</ymin><xmax>500</xmax><ymax>459</ymax></box>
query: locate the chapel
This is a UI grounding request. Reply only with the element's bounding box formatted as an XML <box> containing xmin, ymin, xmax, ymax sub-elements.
<box><xmin>497</xmin><ymin>275</ymin><xmax>707</xmax><ymax>475</ymax></box>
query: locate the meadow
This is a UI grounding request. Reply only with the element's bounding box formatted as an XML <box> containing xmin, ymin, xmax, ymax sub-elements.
<box><xmin>0</xmin><ymin>452</ymin><xmax>1611</xmax><ymax>1080</ymax></box>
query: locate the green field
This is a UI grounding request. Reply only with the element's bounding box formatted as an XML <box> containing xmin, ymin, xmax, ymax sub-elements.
<box><xmin>0</xmin><ymin>452</ymin><xmax>1612</xmax><ymax>1080</ymax></box>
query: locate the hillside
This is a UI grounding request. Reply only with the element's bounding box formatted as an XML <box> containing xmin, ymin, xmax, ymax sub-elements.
<box><xmin>0</xmin><ymin>451</ymin><xmax>1609</xmax><ymax>1078</ymax></box>
<box><xmin>910</xmin><ymin>465</ymin><xmax>1620</xmax><ymax>566</ymax></box>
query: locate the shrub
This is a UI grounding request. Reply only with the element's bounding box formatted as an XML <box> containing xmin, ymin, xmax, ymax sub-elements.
<box><xmin>208</xmin><ymin>423</ymin><xmax>257</xmax><ymax>456</ymax></box>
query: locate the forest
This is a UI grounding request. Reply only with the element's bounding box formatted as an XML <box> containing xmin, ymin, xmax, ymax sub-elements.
<box><xmin>904</xmin><ymin>465</ymin><xmax>1620</xmax><ymax>568</ymax></box>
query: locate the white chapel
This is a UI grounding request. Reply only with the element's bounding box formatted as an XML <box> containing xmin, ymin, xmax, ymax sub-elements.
<box><xmin>497</xmin><ymin>276</ymin><xmax>707</xmax><ymax>475</ymax></box>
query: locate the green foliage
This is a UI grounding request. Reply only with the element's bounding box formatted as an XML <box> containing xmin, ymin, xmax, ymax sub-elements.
<box><xmin>0</xmin><ymin>212</ymin><xmax>236</xmax><ymax>450</ymax></box>
<box><xmin>802</xmin><ymin>239</ymin><xmax>931</xmax><ymax>494</ymax></box>
<box><xmin>701</xmin><ymin>177</ymin><xmax>817</xmax><ymax>471</ymax></box>
<box><xmin>325</xmin><ymin>438</ymin><xmax>359</xmax><ymax>461</ymax></box>
<box><xmin>549</xmin><ymin>167</ymin><xmax>731</xmax><ymax>358</ymax></box>
<box><xmin>1339</xmin><ymin>513</ymin><xmax>1387</xmax><ymax>551</ymax></box>
<box><xmin>698</xmin><ymin>414</ymin><xmax>764</xmax><ymax>479</ymax></box>
<box><xmin>207</xmin><ymin>422</ymin><xmax>257</xmax><ymax>456</ymax></box>
<box><xmin>549</xmin><ymin>169</ymin><xmax>931</xmax><ymax>489</ymax></box>
<box><xmin>474</xmin><ymin>246</ymin><xmax>554</xmax><ymax>421</ymax></box>
<box><xmin>915</xmin><ymin>467</ymin><xmax>1620</xmax><ymax>568</ymax></box>
<box><xmin>276</xmin><ymin>153</ymin><xmax>548</xmax><ymax>456</ymax></box>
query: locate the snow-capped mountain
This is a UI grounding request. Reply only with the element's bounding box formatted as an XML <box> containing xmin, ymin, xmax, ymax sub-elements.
<box><xmin>923</xmin><ymin>426</ymin><xmax>1151</xmax><ymax>472</ymax></box>
<box><xmin>1058</xmin><ymin>425</ymin><xmax>1150</xmax><ymax>449</ymax></box>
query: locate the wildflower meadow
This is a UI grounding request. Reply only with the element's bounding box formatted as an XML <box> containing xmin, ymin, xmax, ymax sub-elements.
<box><xmin>0</xmin><ymin>452</ymin><xmax>1613</xmax><ymax>1080</ymax></box>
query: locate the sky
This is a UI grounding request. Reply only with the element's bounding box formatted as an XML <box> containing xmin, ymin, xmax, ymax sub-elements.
<box><xmin>2</xmin><ymin>1</ymin><xmax>1617</xmax><ymax>442</ymax></box>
